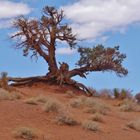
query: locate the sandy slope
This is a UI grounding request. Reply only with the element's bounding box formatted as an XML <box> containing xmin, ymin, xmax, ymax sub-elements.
<box><xmin>0</xmin><ymin>84</ymin><xmax>139</xmax><ymax>140</ymax></box>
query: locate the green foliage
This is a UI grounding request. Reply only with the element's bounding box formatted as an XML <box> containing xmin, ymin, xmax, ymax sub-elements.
<box><xmin>113</xmin><ymin>88</ymin><xmax>120</xmax><ymax>99</ymax></box>
<box><xmin>113</xmin><ymin>88</ymin><xmax>132</xmax><ymax>99</ymax></box>
<box><xmin>120</xmin><ymin>89</ymin><xmax>126</xmax><ymax>99</ymax></box>
<box><xmin>77</xmin><ymin>45</ymin><xmax>128</xmax><ymax>77</ymax></box>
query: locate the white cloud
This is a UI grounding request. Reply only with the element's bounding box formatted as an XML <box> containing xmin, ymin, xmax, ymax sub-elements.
<box><xmin>56</xmin><ymin>47</ymin><xmax>77</xmax><ymax>55</ymax></box>
<box><xmin>0</xmin><ymin>0</ymin><xmax>31</xmax><ymax>19</ymax></box>
<box><xmin>0</xmin><ymin>0</ymin><xmax>31</xmax><ymax>28</ymax></box>
<box><xmin>62</xmin><ymin>0</ymin><xmax>140</xmax><ymax>40</ymax></box>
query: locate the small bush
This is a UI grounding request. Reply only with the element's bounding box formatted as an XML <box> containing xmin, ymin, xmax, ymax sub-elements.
<box><xmin>24</xmin><ymin>98</ymin><xmax>38</xmax><ymax>105</ymax></box>
<box><xmin>42</xmin><ymin>98</ymin><xmax>63</xmax><ymax>113</ymax></box>
<box><xmin>0</xmin><ymin>88</ymin><xmax>21</xmax><ymax>100</ymax></box>
<box><xmin>90</xmin><ymin>113</ymin><xmax>103</xmax><ymax>122</ymax></box>
<box><xmin>65</xmin><ymin>90</ymin><xmax>76</xmax><ymax>98</ymax></box>
<box><xmin>120</xmin><ymin>89</ymin><xmax>132</xmax><ymax>100</ymax></box>
<box><xmin>82</xmin><ymin>121</ymin><xmax>99</xmax><ymax>132</ymax></box>
<box><xmin>113</xmin><ymin>88</ymin><xmax>120</xmax><ymax>99</ymax></box>
<box><xmin>69</xmin><ymin>96</ymin><xmax>97</xmax><ymax>108</ymax></box>
<box><xmin>127</xmin><ymin>119</ymin><xmax>140</xmax><ymax>131</ymax></box>
<box><xmin>24</xmin><ymin>95</ymin><xmax>48</xmax><ymax>105</ymax></box>
<box><xmin>56</xmin><ymin>114</ymin><xmax>78</xmax><ymax>126</ymax></box>
<box><xmin>120</xmin><ymin>99</ymin><xmax>140</xmax><ymax>112</ymax></box>
<box><xmin>84</xmin><ymin>97</ymin><xmax>98</xmax><ymax>107</ymax></box>
<box><xmin>113</xmin><ymin>88</ymin><xmax>132</xmax><ymax>100</ymax></box>
<box><xmin>69</xmin><ymin>97</ymin><xmax>85</xmax><ymax>108</ymax></box>
<box><xmin>0</xmin><ymin>72</ymin><xmax>8</xmax><ymax>90</ymax></box>
<box><xmin>35</xmin><ymin>95</ymin><xmax>48</xmax><ymax>103</ymax></box>
<box><xmin>135</xmin><ymin>93</ymin><xmax>140</xmax><ymax>103</ymax></box>
<box><xmin>86</xmin><ymin>103</ymin><xmax>110</xmax><ymax>115</ymax></box>
<box><xmin>12</xmin><ymin>127</ymin><xmax>38</xmax><ymax>140</ymax></box>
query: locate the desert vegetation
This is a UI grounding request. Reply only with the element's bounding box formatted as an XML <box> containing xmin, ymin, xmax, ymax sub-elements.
<box><xmin>89</xmin><ymin>113</ymin><xmax>104</xmax><ymax>123</ymax></box>
<box><xmin>0</xmin><ymin>88</ymin><xmax>21</xmax><ymax>100</ymax></box>
<box><xmin>127</xmin><ymin>119</ymin><xmax>140</xmax><ymax>131</ymax></box>
<box><xmin>56</xmin><ymin>113</ymin><xmax>78</xmax><ymax>126</ymax></box>
<box><xmin>12</xmin><ymin>127</ymin><xmax>38</xmax><ymax>140</ymax></box>
<box><xmin>119</xmin><ymin>99</ymin><xmax>140</xmax><ymax>112</ymax></box>
<box><xmin>82</xmin><ymin>121</ymin><xmax>99</xmax><ymax>132</ymax></box>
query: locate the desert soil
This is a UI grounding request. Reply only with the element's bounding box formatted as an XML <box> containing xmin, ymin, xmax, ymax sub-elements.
<box><xmin>0</xmin><ymin>83</ymin><xmax>139</xmax><ymax>140</ymax></box>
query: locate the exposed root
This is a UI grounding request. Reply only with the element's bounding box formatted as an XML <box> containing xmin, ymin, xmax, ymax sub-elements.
<box><xmin>8</xmin><ymin>75</ymin><xmax>92</xmax><ymax>95</ymax></box>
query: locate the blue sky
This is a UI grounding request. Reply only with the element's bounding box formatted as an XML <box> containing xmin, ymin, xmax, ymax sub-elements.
<box><xmin>0</xmin><ymin>0</ymin><xmax>140</xmax><ymax>94</ymax></box>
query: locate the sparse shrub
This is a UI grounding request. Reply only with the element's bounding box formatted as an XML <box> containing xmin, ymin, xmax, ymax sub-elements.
<box><xmin>113</xmin><ymin>88</ymin><xmax>132</xmax><ymax>100</ymax></box>
<box><xmin>0</xmin><ymin>88</ymin><xmax>21</xmax><ymax>100</ymax></box>
<box><xmin>86</xmin><ymin>105</ymin><xmax>109</xmax><ymax>115</ymax></box>
<box><xmin>82</xmin><ymin>121</ymin><xmax>99</xmax><ymax>132</ymax></box>
<box><xmin>24</xmin><ymin>98</ymin><xmax>38</xmax><ymax>105</ymax></box>
<box><xmin>120</xmin><ymin>89</ymin><xmax>127</xmax><ymax>99</ymax></box>
<box><xmin>120</xmin><ymin>89</ymin><xmax>132</xmax><ymax>100</ymax></box>
<box><xmin>42</xmin><ymin>98</ymin><xmax>63</xmax><ymax>113</ymax></box>
<box><xmin>127</xmin><ymin>119</ymin><xmax>140</xmax><ymax>131</ymax></box>
<box><xmin>69</xmin><ymin>96</ymin><xmax>86</xmax><ymax>108</ymax></box>
<box><xmin>135</xmin><ymin>93</ymin><xmax>140</xmax><ymax>103</ymax></box>
<box><xmin>70</xmin><ymin>96</ymin><xmax>110</xmax><ymax>115</ymax></box>
<box><xmin>0</xmin><ymin>72</ymin><xmax>8</xmax><ymax>90</ymax></box>
<box><xmin>12</xmin><ymin>127</ymin><xmax>38</xmax><ymax>139</ymax></box>
<box><xmin>35</xmin><ymin>95</ymin><xmax>48</xmax><ymax>103</ymax></box>
<box><xmin>70</xmin><ymin>96</ymin><xmax>97</xmax><ymax>108</ymax></box>
<box><xmin>56</xmin><ymin>114</ymin><xmax>78</xmax><ymax>126</ymax></box>
<box><xmin>120</xmin><ymin>104</ymin><xmax>132</xmax><ymax>112</ymax></box>
<box><xmin>85</xmin><ymin>107</ymin><xmax>96</xmax><ymax>114</ymax></box>
<box><xmin>65</xmin><ymin>90</ymin><xmax>76</xmax><ymax>98</ymax></box>
<box><xmin>86</xmin><ymin>103</ymin><xmax>110</xmax><ymax>115</ymax></box>
<box><xmin>90</xmin><ymin>113</ymin><xmax>103</xmax><ymax>122</ymax></box>
<box><xmin>24</xmin><ymin>95</ymin><xmax>48</xmax><ymax>105</ymax></box>
<box><xmin>120</xmin><ymin>99</ymin><xmax>140</xmax><ymax>112</ymax></box>
<box><xmin>84</xmin><ymin>97</ymin><xmax>98</xmax><ymax>107</ymax></box>
<box><xmin>113</xmin><ymin>88</ymin><xmax>120</xmax><ymax>99</ymax></box>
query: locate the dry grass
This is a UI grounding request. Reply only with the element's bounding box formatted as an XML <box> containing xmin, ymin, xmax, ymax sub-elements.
<box><xmin>24</xmin><ymin>95</ymin><xmax>48</xmax><ymax>105</ymax></box>
<box><xmin>120</xmin><ymin>99</ymin><xmax>140</xmax><ymax>112</ymax></box>
<box><xmin>69</xmin><ymin>96</ymin><xmax>97</xmax><ymax>108</ymax></box>
<box><xmin>12</xmin><ymin>127</ymin><xmax>38</xmax><ymax>140</ymax></box>
<box><xmin>127</xmin><ymin>119</ymin><xmax>140</xmax><ymax>131</ymax></box>
<box><xmin>70</xmin><ymin>96</ymin><xmax>110</xmax><ymax>115</ymax></box>
<box><xmin>69</xmin><ymin>98</ymin><xmax>83</xmax><ymax>108</ymax></box>
<box><xmin>86</xmin><ymin>103</ymin><xmax>110</xmax><ymax>115</ymax></box>
<box><xmin>65</xmin><ymin>90</ymin><xmax>76</xmax><ymax>98</ymax></box>
<box><xmin>90</xmin><ymin>113</ymin><xmax>104</xmax><ymax>123</ymax></box>
<box><xmin>56</xmin><ymin>113</ymin><xmax>78</xmax><ymax>126</ymax></box>
<box><xmin>34</xmin><ymin>95</ymin><xmax>48</xmax><ymax>103</ymax></box>
<box><xmin>82</xmin><ymin>120</ymin><xmax>99</xmax><ymax>132</ymax></box>
<box><xmin>0</xmin><ymin>88</ymin><xmax>21</xmax><ymax>100</ymax></box>
<box><xmin>24</xmin><ymin>98</ymin><xmax>38</xmax><ymax>105</ymax></box>
<box><xmin>42</xmin><ymin>98</ymin><xmax>63</xmax><ymax>113</ymax></box>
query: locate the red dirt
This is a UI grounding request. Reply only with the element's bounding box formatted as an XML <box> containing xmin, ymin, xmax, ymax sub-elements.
<box><xmin>0</xmin><ymin>83</ymin><xmax>139</xmax><ymax>140</ymax></box>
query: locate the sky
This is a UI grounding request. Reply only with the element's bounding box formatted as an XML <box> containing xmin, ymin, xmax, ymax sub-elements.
<box><xmin>0</xmin><ymin>0</ymin><xmax>140</xmax><ymax>94</ymax></box>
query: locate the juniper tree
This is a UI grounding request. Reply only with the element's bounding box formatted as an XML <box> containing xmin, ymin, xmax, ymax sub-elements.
<box><xmin>9</xmin><ymin>6</ymin><xmax>128</xmax><ymax>94</ymax></box>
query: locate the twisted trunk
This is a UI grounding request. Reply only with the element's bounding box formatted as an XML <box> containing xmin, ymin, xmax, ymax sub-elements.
<box><xmin>8</xmin><ymin>63</ymin><xmax>93</xmax><ymax>95</ymax></box>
